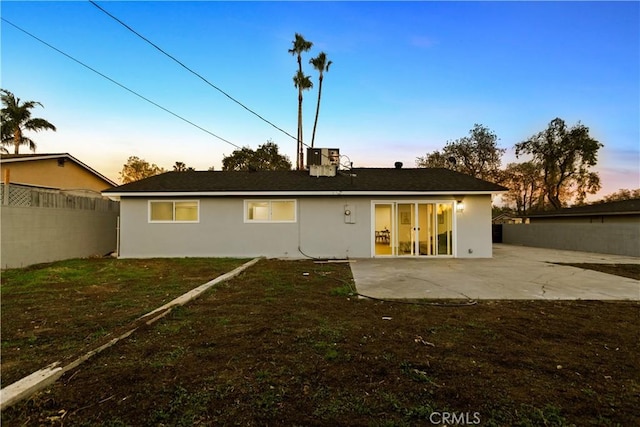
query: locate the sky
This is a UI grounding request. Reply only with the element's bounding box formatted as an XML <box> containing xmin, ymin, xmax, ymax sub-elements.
<box><xmin>1</xmin><ymin>0</ymin><xmax>638</xmax><ymax>200</ymax></box>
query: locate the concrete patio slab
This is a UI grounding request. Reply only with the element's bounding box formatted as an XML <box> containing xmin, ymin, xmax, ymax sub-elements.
<box><xmin>350</xmin><ymin>244</ymin><xmax>640</xmax><ymax>300</ymax></box>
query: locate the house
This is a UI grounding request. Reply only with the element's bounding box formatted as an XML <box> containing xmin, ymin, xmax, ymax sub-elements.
<box><xmin>0</xmin><ymin>153</ymin><xmax>117</xmax><ymax>196</ymax></box>
<box><xmin>525</xmin><ymin>198</ymin><xmax>640</xmax><ymax>224</ymax></box>
<box><xmin>503</xmin><ymin>199</ymin><xmax>640</xmax><ymax>257</ymax></box>
<box><xmin>492</xmin><ymin>212</ymin><xmax>524</xmax><ymax>224</ymax></box>
<box><xmin>103</xmin><ymin>160</ymin><xmax>507</xmax><ymax>259</ymax></box>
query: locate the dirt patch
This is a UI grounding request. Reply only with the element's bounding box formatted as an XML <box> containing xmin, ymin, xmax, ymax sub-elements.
<box><xmin>2</xmin><ymin>259</ymin><xmax>639</xmax><ymax>426</ymax></box>
<box><xmin>554</xmin><ymin>263</ymin><xmax>640</xmax><ymax>280</ymax></box>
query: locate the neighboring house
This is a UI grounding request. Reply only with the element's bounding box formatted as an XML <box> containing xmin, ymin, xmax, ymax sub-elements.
<box><xmin>0</xmin><ymin>153</ymin><xmax>117</xmax><ymax>196</ymax></box>
<box><xmin>492</xmin><ymin>213</ymin><xmax>524</xmax><ymax>224</ymax></box>
<box><xmin>503</xmin><ymin>199</ymin><xmax>640</xmax><ymax>257</ymax></box>
<box><xmin>1</xmin><ymin>153</ymin><xmax>119</xmax><ymax>268</ymax></box>
<box><xmin>103</xmin><ymin>163</ymin><xmax>507</xmax><ymax>259</ymax></box>
<box><xmin>524</xmin><ymin>199</ymin><xmax>640</xmax><ymax>224</ymax></box>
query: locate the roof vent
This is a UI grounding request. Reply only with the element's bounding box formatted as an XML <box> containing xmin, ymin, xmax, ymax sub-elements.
<box><xmin>394</xmin><ymin>162</ymin><xmax>403</xmax><ymax>169</ymax></box>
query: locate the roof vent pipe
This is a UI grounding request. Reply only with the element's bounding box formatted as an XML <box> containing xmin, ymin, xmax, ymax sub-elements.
<box><xmin>394</xmin><ymin>162</ymin><xmax>403</xmax><ymax>169</ymax></box>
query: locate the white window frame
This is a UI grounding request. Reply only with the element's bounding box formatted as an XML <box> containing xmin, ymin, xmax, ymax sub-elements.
<box><xmin>148</xmin><ymin>200</ymin><xmax>200</xmax><ymax>223</ymax></box>
<box><xmin>244</xmin><ymin>199</ymin><xmax>297</xmax><ymax>223</ymax></box>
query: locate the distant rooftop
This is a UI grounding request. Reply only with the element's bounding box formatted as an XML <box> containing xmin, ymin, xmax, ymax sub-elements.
<box><xmin>527</xmin><ymin>198</ymin><xmax>640</xmax><ymax>217</ymax></box>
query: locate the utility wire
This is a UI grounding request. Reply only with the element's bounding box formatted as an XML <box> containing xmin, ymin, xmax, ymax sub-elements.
<box><xmin>89</xmin><ymin>0</ymin><xmax>297</xmax><ymax>142</ymax></box>
<box><xmin>1</xmin><ymin>17</ymin><xmax>241</xmax><ymax>149</ymax></box>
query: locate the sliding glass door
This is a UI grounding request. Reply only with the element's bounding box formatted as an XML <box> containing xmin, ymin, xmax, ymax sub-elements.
<box><xmin>373</xmin><ymin>202</ymin><xmax>453</xmax><ymax>257</ymax></box>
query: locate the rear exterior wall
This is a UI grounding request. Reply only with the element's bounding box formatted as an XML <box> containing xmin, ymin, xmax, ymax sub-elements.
<box><xmin>118</xmin><ymin>195</ymin><xmax>493</xmax><ymax>259</ymax></box>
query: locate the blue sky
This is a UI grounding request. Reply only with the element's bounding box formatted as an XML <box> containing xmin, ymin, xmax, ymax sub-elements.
<box><xmin>1</xmin><ymin>1</ymin><xmax>638</xmax><ymax>198</ymax></box>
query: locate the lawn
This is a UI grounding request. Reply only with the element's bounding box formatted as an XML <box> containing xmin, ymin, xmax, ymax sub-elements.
<box><xmin>0</xmin><ymin>257</ymin><xmax>246</xmax><ymax>388</ymax></box>
<box><xmin>1</xmin><ymin>258</ymin><xmax>639</xmax><ymax>426</ymax></box>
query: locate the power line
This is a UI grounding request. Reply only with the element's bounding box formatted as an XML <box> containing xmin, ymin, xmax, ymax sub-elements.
<box><xmin>89</xmin><ymin>0</ymin><xmax>297</xmax><ymax>143</ymax></box>
<box><xmin>1</xmin><ymin>17</ymin><xmax>241</xmax><ymax>149</ymax></box>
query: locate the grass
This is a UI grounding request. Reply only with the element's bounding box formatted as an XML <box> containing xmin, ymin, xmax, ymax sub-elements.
<box><xmin>0</xmin><ymin>257</ymin><xmax>246</xmax><ymax>387</ymax></box>
<box><xmin>1</xmin><ymin>258</ymin><xmax>639</xmax><ymax>426</ymax></box>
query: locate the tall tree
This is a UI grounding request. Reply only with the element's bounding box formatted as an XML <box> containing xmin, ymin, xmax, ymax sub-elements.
<box><xmin>0</xmin><ymin>89</ymin><xmax>57</xmax><ymax>154</ymax></box>
<box><xmin>502</xmin><ymin>161</ymin><xmax>544</xmax><ymax>214</ymax></box>
<box><xmin>119</xmin><ymin>156</ymin><xmax>165</xmax><ymax>184</ymax></box>
<box><xmin>222</xmin><ymin>140</ymin><xmax>292</xmax><ymax>171</ymax></box>
<box><xmin>293</xmin><ymin>70</ymin><xmax>313</xmax><ymax>168</ymax></box>
<box><xmin>416</xmin><ymin>124</ymin><xmax>505</xmax><ymax>182</ymax></box>
<box><xmin>288</xmin><ymin>33</ymin><xmax>313</xmax><ymax>170</ymax></box>
<box><xmin>515</xmin><ymin>118</ymin><xmax>603</xmax><ymax>209</ymax></box>
<box><xmin>309</xmin><ymin>51</ymin><xmax>332</xmax><ymax>148</ymax></box>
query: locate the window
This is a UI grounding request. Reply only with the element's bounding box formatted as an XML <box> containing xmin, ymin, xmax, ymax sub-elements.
<box><xmin>245</xmin><ymin>200</ymin><xmax>296</xmax><ymax>222</ymax></box>
<box><xmin>149</xmin><ymin>201</ymin><xmax>199</xmax><ymax>222</ymax></box>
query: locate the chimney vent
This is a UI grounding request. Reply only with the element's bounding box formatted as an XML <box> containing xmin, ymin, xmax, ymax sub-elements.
<box><xmin>394</xmin><ymin>162</ymin><xmax>403</xmax><ymax>169</ymax></box>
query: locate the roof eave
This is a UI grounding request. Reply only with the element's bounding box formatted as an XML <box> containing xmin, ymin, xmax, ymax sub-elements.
<box><xmin>102</xmin><ymin>190</ymin><xmax>507</xmax><ymax>198</ymax></box>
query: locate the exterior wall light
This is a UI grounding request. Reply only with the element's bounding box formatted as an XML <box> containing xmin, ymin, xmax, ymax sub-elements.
<box><xmin>456</xmin><ymin>201</ymin><xmax>464</xmax><ymax>212</ymax></box>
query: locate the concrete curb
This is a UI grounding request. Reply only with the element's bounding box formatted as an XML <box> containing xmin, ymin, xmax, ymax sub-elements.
<box><xmin>0</xmin><ymin>257</ymin><xmax>263</xmax><ymax>411</ymax></box>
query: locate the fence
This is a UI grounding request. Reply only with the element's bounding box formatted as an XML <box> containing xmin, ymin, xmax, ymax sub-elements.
<box><xmin>1</xmin><ymin>184</ymin><xmax>120</xmax><ymax>269</ymax></box>
<box><xmin>502</xmin><ymin>223</ymin><xmax>640</xmax><ymax>257</ymax></box>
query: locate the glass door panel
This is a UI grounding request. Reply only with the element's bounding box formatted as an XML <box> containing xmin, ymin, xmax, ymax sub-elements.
<box><xmin>374</xmin><ymin>204</ymin><xmax>394</xmax><ymax>256</ymax></box>
<box><xmin>436</xmin><ymin>203</ymin><xmax>453</xmax><ymax>255</ymax></box>
<box><xmin>418</xmin><ymin>203</ymin><xmax>434</xmax><ymax>255</ymax></box>
<box><xmin>397</xmin><ymin>204</ymin><xmax>415</xmax><ymax>256</ymax></box>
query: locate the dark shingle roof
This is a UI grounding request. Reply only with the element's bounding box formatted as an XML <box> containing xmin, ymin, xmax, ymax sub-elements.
<box><xmin>104</xmin><ymin>168</ymin><xmax>507</xmax><ymax>195</ymax></box>
<box><xmin>527</xmin><ymin>198</ymin><xmax>640</xmax><ymax>217</ymax></box>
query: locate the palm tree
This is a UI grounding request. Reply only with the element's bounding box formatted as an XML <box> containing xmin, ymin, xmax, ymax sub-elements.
<box><xmin>309</xmin><ymin>52</ymin><xmax>332</xmax><ymax>148</ymax></box>
<box><xmin>288</xmin><ymin>33</ymin><xmax>313</xmax><ymax>169</ymax></box>
<box><xmin>1</xmin><ymin>89</ymin><xmax>56</xmax><ymax>154</ymax></box>
<box><xmin>293</xmin><ymin>70</ymin><xmax>313</xmax><ymax>169</ymax></box>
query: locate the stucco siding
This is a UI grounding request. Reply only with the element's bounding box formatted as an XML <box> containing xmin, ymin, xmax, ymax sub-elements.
<box><xmin>455</xmin><ymin>195</ymin><xmax>493</xmax><ymax>258</ymax></box>
<box><xmin>119</xmin><ymin>195</ymin><xmax>493</xmax><ymax>259</ymax></box>
<box><xmin>297</xmin><ymin>198</ymin><xmax>372</xmax><ymax>258</ymax></box>
<box><xmin>119</xmin><ymin>197</ymin><xmax>373</xmax><ymax>258</ymax></box>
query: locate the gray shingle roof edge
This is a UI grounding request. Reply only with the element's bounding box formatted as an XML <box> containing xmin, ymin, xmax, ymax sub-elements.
<box><xmin>103</xmin><ymin>168</ymin><xmax>508</xmax><ymax>195</ymax></box>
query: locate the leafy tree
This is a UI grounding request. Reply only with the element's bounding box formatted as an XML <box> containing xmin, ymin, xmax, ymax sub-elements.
<box><xmin>172</xmin><ymin>161</ymin><xmax>195</xmax><ymax>172</ymax></box>
<box><xmin>119</xmin><ymin>156</ymin><xmax>166</xmax><ymax>184</ymax></box>
<box><xmin>416</xmin><ymin>124</ymin><xmax>505</xmax><ymax>182</ymax></box>
<box><xmin>309</xmin><ymin>51</ymin><xmax>332</xmax><ymax>148</ymax></box>
<box><xmin>501</xmin><ymin>161</ymin><xmax>544</xmax><ymax>214</ymax></box>
<box><xmin>288</xmin><ymin>33</ymin><xmax>313</xmax><ymax>170</ymax></box>
<box><xmin>222</xmin><ymin>140</ymin><xmax>292</xmax><ymax>171</ymax></box>
<box><xmin>515</xmin><ymin>118</ymin><xmax>603</xmax><ymax>209</ymax></box>
<box><xmin>597</xmin><ymin>188</ymin><xmax>640</xmax><ymax>203</ymax></box>
<box><xmin>1</xmin><ymin>89</ymin><xmax>56</xmax><ymax>154</ymax></box>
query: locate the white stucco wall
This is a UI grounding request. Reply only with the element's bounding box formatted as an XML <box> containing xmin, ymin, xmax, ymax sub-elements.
<box><xmin>455</xmin><ymin>195</ymin><xmax>493</xmax><ymax>258</ymax></box>
<box><xmin>118</xmin><ymin>195</ymin><xmax>493</xmax><ymax>259</ymax></box>
<box><xmin>119</xmin><ymin>197</ymin><xmax>373</xmax><ymax>259</ymax></box>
